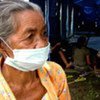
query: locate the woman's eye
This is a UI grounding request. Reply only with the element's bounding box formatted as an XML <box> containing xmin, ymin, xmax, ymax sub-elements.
<box><xmin>28</xmin><ymin>34</ymin><xmax>32</xmax><ymax>38</ymax></box>
<box><xmin>28</xmin><ymin>33</ymin><xmax>34</xmax><ymax>39</ymax></box>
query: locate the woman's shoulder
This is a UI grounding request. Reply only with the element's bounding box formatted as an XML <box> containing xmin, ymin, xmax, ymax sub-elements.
<box><xmin>44</xmin><ymin>61</ymin><xmax>66</xmax><ymax>78</ymax></box>
<box><xmin>41</xmin><ymin>62</ymin><xmax>68</xmax><ymax>98</ymax></box>
<box><xmin>46</xmin><ymin>61</ymin><xmax>64</xmax><ymax>70</ymax></box>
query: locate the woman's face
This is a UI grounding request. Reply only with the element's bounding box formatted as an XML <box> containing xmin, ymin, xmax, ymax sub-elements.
<box><xmin>7</xmin><ymin>10</ymin><xmax>48</xmax><ymax>49</ymax></box>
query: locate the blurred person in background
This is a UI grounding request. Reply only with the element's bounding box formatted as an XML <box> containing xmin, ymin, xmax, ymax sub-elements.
<box><xmin>72</xmin><ymin>36</ymin><xmax>91</xmax><ymax>74</ymax></box>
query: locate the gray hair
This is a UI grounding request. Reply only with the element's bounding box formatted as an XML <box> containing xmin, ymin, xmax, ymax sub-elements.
<box><xmin>0</xmin><ymin>0</ymin><xmax>43</xmax><ymax>40</ymax></box>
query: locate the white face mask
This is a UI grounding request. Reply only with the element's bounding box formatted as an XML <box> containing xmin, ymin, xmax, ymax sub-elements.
<box><xmin>0</xmin><ymin>37</ymin><xmax>50</xmax><ymax>72</ymax></box>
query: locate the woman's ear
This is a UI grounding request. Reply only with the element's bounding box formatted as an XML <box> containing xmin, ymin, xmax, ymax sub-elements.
<box><xmin>0</xmin><ymin>39</ymin><xmax>14</xmax><ymax>58</ymax></box>
<box><xmin>0</xmin><ymin>41</ymin><xmax>7</xmax><ymax>58</ymax></box>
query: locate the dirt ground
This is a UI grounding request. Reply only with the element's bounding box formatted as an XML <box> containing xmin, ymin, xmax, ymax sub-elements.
<box><xmin>66</xmin><ymin>72</ymin><xmax>100</xmax><ymax>100</ymax></box>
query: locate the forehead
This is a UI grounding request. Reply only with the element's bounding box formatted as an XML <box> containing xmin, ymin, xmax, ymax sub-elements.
<box><xmin>14</xmin><ymin>10</ymin><xmax>45</xmax><ymax>31</ymax></box>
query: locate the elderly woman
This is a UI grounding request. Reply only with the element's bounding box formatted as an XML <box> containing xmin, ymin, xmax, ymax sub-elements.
<box><xmin>0</xmin><ymin>0</ymin><xmax>71</xmax><ymax>100</ymax></box>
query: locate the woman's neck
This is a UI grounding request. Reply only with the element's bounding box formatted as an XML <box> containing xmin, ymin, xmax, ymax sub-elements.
<box><xmin>1</xmin><ymin>64</ymin><xmax>39</xmax><ymax>87</ymax></box>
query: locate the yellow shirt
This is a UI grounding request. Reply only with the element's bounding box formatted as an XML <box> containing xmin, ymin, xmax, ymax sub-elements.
<box><xmin>0</xmin><ymin>55</ymin><xmax>71</xmax><ymax>100</ymax></box>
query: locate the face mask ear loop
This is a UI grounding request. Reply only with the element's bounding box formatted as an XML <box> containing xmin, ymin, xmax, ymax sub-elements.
<box><xmin>0</xmin><ymin>37</ymin><xmax>13</xmax><ymax>52</ymax></box>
